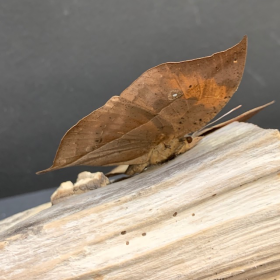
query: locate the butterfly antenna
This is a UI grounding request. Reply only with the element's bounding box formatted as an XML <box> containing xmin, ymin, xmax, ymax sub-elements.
<box><xmin>192</xmin><ymin>105</ymin><xmax>242</xmax><ymax>138</ymax></box>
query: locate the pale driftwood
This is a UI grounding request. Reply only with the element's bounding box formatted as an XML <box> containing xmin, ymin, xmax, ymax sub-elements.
<box><xmin>0</xmin><ymin>203</ymin><xmax>51</xmax><ymax>234</ymax></box>
<box><xmin>1</xmin><ymin>122</ymin><xmax>280</xmax><ymax>280</ymax></box>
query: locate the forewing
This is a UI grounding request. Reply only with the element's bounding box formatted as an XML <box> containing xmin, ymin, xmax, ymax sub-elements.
<box><xmin>121</xmin><ymin>36</ymin><xmax>247</xmax><ymax>137</ymax></box>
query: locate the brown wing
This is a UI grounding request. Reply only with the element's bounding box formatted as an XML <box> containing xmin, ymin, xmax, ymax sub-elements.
<box><xmin>37</xmin><ymin>97</ymin><xmax>161</xmax><ymax>173</ymax></box>
<box><xmin>121</xmin><ymin>36</ymin><xmax>247</xmax><ymax>137</ymax></box>
<box><xmin>198</xmin><ymin>101</ymin><xmax>275</xmax><ymax>136</ymax></box>
<box><xmin>38</xmin><ymin>36</ymin><xmax>247</xmax><ymax>174</ymax></box>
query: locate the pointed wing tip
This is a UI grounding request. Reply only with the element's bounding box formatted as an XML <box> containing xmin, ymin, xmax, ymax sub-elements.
<box><xmin>36</xmin><ymin>167</ymin><xmax>55</xmax><ymax>175</ymax></box>
<box><xmin>241</xmin><ymin>35</ymin><xmax>248</xmax><ymax>43</ymax></box>
<box><xmin>242</xmin><ymin>35</ymin><xmax>248</xmax><ymax>48</ymax></box>
<box><xmin>240</xmin><ymin>35</ymin><xmax>248</xmax><ymax>51</ymax></box>
<box><xmin>234</xmin><ymin>35</ymin><xmax>247</xmax><ymax>53</ymax></box>
<box><xmin>259</xmin><ymin>100</ymin><xmax>275</xmax><ymax>109</ymax></box>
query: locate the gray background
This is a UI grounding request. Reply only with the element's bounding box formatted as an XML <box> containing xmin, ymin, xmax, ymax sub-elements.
<box><xmin>0</xmin><ymin>1</ymin><xmax>279</xmax><ymax>217</ymax></box>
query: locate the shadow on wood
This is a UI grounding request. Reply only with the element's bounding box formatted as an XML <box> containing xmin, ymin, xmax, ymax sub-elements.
<box><xmin>1</xmin><ymin>122</ymin><xmax>280</xmax><ymax>280</ymax></box>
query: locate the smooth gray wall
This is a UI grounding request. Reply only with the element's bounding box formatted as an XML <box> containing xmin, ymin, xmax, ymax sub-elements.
<box><xmin>0</xmin><ymin>0</ymin><xmax>279</xmax><ymax>198</ymax></box>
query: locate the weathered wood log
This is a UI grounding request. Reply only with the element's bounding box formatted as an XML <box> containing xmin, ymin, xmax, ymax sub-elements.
<box><xmin>1</xmin><ymin>122</ymin><xmax>280</xmax><ymax>280</ymax></box>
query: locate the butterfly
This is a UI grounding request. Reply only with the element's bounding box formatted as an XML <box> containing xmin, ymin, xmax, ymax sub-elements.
<box><xmin>38</xmin><ymin>36</ymin><xmax>256</xmax><ymax>175</ymax></box>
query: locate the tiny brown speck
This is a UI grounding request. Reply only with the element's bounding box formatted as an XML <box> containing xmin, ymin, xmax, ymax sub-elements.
<box><xmin>126</xmin><ymin>241</ymin><xmax>129</xmax><ymax>245</ymax></box>
<box><xmin>192</xmin><ymin>213</ymin><xmax>195</xmax><ymax>216</ymax></box>
<box><xmin>142</xmin><ymin>233</ymin><xmax>146</xmax><ymax>236</ymax></box>
<box><xmin>212</xmin><ymin>194</ymin><xmax>216</xmax><ymax>197</ymax></box>
<box><xmin>186</xmin><ymin>137</ymin><xmax>192</xmax><ymax>143</ymax></box>
<box><xmin>173</xmin><ymin>212</ymin><xmax>177</xmax><ymax>217</ymax></box>
<box><xmin>121</xmin><ymin>231</ymin><xmax>126</xmax><ymax>235</ymax></box>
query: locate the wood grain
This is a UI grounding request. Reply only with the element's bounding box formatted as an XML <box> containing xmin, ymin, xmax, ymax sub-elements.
<box><xmin>1</xmin><ymin>122</ymin><xmax>280</xmax><ymax>280</ymax></box>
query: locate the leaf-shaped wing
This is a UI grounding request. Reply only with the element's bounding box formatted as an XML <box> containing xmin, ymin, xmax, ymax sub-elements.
<box><xmin>38</xmin><ymin>36</ymin><xmax>247</xmax><ymax>174</ymax></box>
<box><xmin>38</xmin><ymin>97</ymin><xmax>159</xmax><ymax>173</ymax></box>
<box><xmin>120</xmin><ymin>36</ymin><xmax>247</xmax><ymax>138</ymax></box>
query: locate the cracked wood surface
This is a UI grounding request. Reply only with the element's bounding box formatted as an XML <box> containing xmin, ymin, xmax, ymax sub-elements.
<box><xmin>1</xmin><ymin>122</ymin><xmax>280</xmax><ymax>280</ymax></box>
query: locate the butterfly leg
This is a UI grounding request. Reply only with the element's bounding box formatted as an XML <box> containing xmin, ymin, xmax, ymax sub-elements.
<box><xmin>125</xmin><ymin>162</ymin><xmax>149</xmax><ymax>176</ymax></box>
